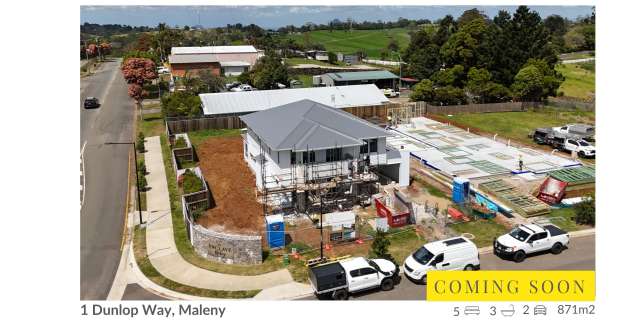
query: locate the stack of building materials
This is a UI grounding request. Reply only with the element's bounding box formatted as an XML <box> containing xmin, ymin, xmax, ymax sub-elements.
<box><xmin>479</xmin><ymin>179</ymin><xmax>550</xmax><ymax>217</ymax></box>
<box><xmin>547</xmin><ymin>166</ymin><xmax>595</xmax><ymax>198</ymax></box>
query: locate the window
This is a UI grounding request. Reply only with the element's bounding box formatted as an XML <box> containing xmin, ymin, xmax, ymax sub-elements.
<box><xmin>326</xmin><ymin>148</ymin><xmax>342</xmax><ymax>162</ymax></box>
<box><xmin>369</xmin><ymin>139</ymin><xmax>378</xmax><ymax>153</ymax></box>
<box><xmin>412</xmin><ymin>247</ymin><xmax>435</xmax><ymax>265</ymax></box>
<box><xmin>530</xmin><ymin>233</ymin><xmax>547</xmax><ymax>242</ymax></box>
<box><xmin>568</xmin><ymin>140</ymin><xmax>577</xmax><ymax>146</ymax></box>
<box><xmin>431</xmin><ymin>254</ymin><xmax>444</xmax><ymax>265</ymax></box>
<box><xmin>302</xmin><ymin>151</ymin><xmax>315</xmax><ymax>164</ymax></box>
<box><xmin>360</xmin><ymin>143</ymin><xmax>368</xmax><ymax>154</ymax></box>
<box><xmin>350</xmin><ymin>269</ymin><xmax>361</xmax><ymax>278</ymax></box>
<box><xmin>290</xmin><ymin>151</ymin><xmax>296</xmax><ymax>165</ymax></box>
<box><xmin>360</xmin><ymin>267</ymin><xmax>377</xmax><ymax>276</ymax></box>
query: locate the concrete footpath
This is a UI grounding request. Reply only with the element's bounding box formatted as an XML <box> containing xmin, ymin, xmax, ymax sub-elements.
<box><xmin>141</xmin><ymin>136</ymin><xmax>313</xmax><ymax>297</ymax></box>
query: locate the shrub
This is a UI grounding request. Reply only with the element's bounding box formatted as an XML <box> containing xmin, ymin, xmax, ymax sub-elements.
<box><xmin>137</xmin><ymin>168</ymin><xmax>147</xmax><ymax>191</ymax></box>
<box><xmin>174</xmin><ymin>137</ymin><xmax>187</xmax><ymax>148</ymax></box>
<box><xmin>368</xmin><ymin>229</ymin><xmax>396</xmax><ymax>264</ymax></box>
<box><xmin>180</xmin><ymin>169</ymin><xmax>204</xmax><ymax>194</ymax></box>
<box><xmin>136</xmin><ymin>132</ymin><xmax>145</xmax><ymax>153</ymax></box>
<box><xmin>574</xmin><ymin>196</ymin><xmax>595</xmax><ymax>226</ymax></box>
<box><xmin>137</xmin><ymin>160</ymin><xmax>146</xmax><ymax>175</ymax></box>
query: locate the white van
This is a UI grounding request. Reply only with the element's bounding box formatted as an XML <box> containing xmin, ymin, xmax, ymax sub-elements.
<box><xmin>403</xmin><ymin>236</ymin><xmax>480</xmax><ymax>284</ymax></box>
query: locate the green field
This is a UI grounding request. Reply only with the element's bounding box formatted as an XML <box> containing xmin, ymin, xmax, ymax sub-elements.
<box><xmin>447</xmin><ymin>108</ymin><xmax>595</xmax><ymax>143</ymax></box>
<box><xmin>287</xmin><ymin>28</ymin><xmax>410</xmax><ymax>59</ymax></box>
<box><xmin>556</xmin><ymin>62</ymin><xmax>595</xmax><ymax>101</ymax></box>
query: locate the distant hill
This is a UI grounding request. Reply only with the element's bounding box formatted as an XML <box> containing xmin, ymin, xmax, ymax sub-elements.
<box><xmin>287</xmin><ymin>28</ymin><xmax>411</xmax><ymax>59</ymax></box>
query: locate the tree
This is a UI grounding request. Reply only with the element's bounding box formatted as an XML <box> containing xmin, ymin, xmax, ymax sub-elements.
<box><xmin>121</xmin><ymin>57</ymin><xmax>158</xmax><ymax>112</ymax></box>
<box><xmin>466</xmin><ymin>67</ymin><xmax>512</xmax><ymax>103</ymax></box>
<box><xmin>160</xmin><ymin>91</ymin><xmax>202</xmax><ymax>118</ymax></box>
<box><xmin>434</xmin><ymin>86</ymin><xmax>467</xmax><ymax>105</ymax></box>
<box><xmin>327</xmin><ymin>51</ymin><xmax>338</xmax><ymax>65</ymax></box>
<box><xmin>440</xmin><ymin>18</ymin><xmax>490</xmax><ymax>70</ymax></box>
<box><xmin>248</xmin><ymin>53</ymin><xmax>289</xmax><ymax>90</ymax></box>
<box><xmin>511</xmin><ymin>58</ymin><xmax>563</xmax><ymax>101</ymax></box>
<box><xmin>457</xmin><ymin>8</ymin><xmax>487</xmax><ymax>27</ymax></box>
<box><xmin>197</xmin><ymin>70</ymin><xmax>225</xmax><ymax>93</ymax></box>
<box><xmin>387</xmin><ymin>37</ymin><xmax>399</xmax><ymax>52</ymax></box>
<box><xmin>563</xmin><ymin>26</ymin><xmax>586</xmax><ymax>52</ymax></box>
<box><xmin>430</xmin><ymin>65</ymin><xmax>465</xmax><ymax>88</ymax></box>
<box><xmin>409</xmin><ymin>79</ymin><xmax>436</xmax><ymax>102</ymax></box>
<box><xmin>86</xmin><ymin>44</ymin><xmax>98</xmax><ymax>58</ymax></box>
<box><xmin>403</xmin><ymin>29</ymin><xmax>441</xmax><ymax>80</ymax></box>
<box><xmin>574</xmin><ymin>195</ymin><xmax>595</xmax><ymax>226</ymax></box>
<box><xmin>368</xmin><ymin>229</ymin><xmax>395</xmax><ymax>263</ymax></box>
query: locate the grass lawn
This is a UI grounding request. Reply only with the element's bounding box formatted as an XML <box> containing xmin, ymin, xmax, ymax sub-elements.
<box><xmin>188</xmin><ymin>128</ymin><xmax>242</xmax><ymax>147</ymax></box>
<box><xmin>159</xmin><ymin>133</ymin><xmax>286</xmax><ymax>275</ymax></box>
<box><xmin>387</xmin><ymin>228</ymin><xmax>427</xmax><ymax>264</ymax></box>
<box><xmin>133</xmin><ymin>225</ymin><xmax>260</xmax><ymax>298</ymax></box>
<box><xmin>545</xmin><ymin>207</ymin><xmax>592</xmax><ymax>232</ymax></box>
<box><xmin>446</xmin><ymin>107</ymin><xmax>595</xmax><ymax>143</ymax></box>
<box><xmin>286</xmin><ymin>28</ymin><xmax>410</xmax><ymax>59</ymax></box>
<box><xmin>449</xmin><ymin>220</ymin><xmax>510</xmax><ymax>247</ymax></box>
<box><xmin>139</xmin><ymin>112</ymin><xmax>165</xmax><ymax>138</ymax></box>
<box><xmin>291</xmin><ymin>74</ymin><xmax>314</xmax><ymax>88</ymax></box>
<box><xmin>556</xmin><ymin>63</ymin><xmax>595</xmax><ymax>101</ymax></box>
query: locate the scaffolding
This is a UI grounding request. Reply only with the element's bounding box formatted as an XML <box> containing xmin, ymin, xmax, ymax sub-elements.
<box><xmin>258</xmin><ymin>139</ymin><xmax>384</xmax><ymax>218</ymax></box>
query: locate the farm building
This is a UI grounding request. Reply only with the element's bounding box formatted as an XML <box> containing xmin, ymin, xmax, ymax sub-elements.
<box><xmin>199</xmin><ymin>84</ymin><xmax>390</xmax><ymax>117</ymax></box>
<box><xmin>314</xmin><ymin>70</ymin><xmax>399</xmax><ymax>90</ymax></box>
<box><xmin>239</xmin><ymin>99</ymin><xmax>410</xmax><ymax>213</ymax></box>
<box><xmin>170</xmin><ymin>45</ymin><xmax>261</xmax><ymax>77</ymax></box>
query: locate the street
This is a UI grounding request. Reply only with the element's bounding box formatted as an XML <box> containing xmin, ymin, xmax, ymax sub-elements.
<box><xmin>80</xmin><ymin>59</ymin><xmax>135</xmax><ymax>300</ymax></box>
<box><xmin>299</xmin><ymin>234</ymin><xmax>595</xmax><ymax>301</ymax></box>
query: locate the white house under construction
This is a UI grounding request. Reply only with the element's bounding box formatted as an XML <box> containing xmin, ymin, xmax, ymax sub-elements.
<box><xmin>240</xmin><ymin>99</ymin><xmax>409</xmax><ymax>214</ymax></box>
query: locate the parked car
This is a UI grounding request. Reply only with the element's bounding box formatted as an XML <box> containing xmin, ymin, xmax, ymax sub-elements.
<box><xmin>563</xmin><ymin>138</ymin><xmax>596</xmax><ymax>158</ymax></box>
<box><xmin>230</xmin><ymin>84</ymin><xmax>254</xmax><ymax>92</ymax></box>
<box><xmin>531</xmin><ymin>127</ymin><xmax>553</xmax><ymax>145</ymax></box>
<box><xmin>225</xmin><ymin>81</ymin><xmax>241</xmax><ymax>90</ymax></box>
<box><xmin>381</xmin><ymin>88</ymin><xmax>398</xmax><ymax>98</ymax></box>
<box><xmin>308</xmin><ymin>256</ymin><xmax>398</xmax><ymax>300</ymax></box>
<box><xmin>157</xmin><ymin>66</ymin><xmax>170</xmax><ymax>74</ymax></box>
<box><xmin>403</xmin><ymin>236</ymin><xmax>480</xmax><ymax>284</ymax></box>
<box><xmin>83</xmin><ymin>97</ymin><xmax>100</xmax><ymax>109</ymax></box>
<box><xmin>494</xmin><ymin>223</ymin><xmax>569</xmax><ymax>262</ymax></box>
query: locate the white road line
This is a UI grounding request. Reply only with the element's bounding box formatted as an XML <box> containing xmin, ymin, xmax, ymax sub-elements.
<box><xmin>80</xmin><ymin>141</ymin><xmax>87</xmax><ymax>209</ymax></box>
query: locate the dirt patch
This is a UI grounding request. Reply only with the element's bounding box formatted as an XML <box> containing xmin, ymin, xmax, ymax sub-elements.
<box><xmin>195</xmin><ymin>136</ymin><xmax>263</xmax><ymax>234</ymax></box>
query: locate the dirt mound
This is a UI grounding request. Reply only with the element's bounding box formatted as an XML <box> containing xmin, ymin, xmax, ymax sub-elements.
<box><xmin>195</xmin><ymin>136</ymin><xmax>263</xmax><ymax>234</ymax></box>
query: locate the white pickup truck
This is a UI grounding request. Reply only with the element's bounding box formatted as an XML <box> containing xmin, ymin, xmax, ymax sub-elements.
<box><xmin>563</xmin><ymin>138</ymin><xmax>596</xmax><ymax>158</ymax></box>
<box><xmin>308</xmin><ymin>257</ymin><xmax>398</xmax><ymax>300</ymax></box>
<box><xmin>493</xmin><ymin>223</ymin><xmax>570</xmax><ymax>262</ymax></box>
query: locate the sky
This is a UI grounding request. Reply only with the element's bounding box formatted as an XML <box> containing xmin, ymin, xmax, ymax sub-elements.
<box><xmin>80</xmin><ymin>6</ymin><xmax>593</xmax><ymax>29</ymax></box>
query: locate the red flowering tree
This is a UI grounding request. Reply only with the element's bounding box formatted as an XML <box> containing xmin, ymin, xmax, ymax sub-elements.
<box><xmin>86</xmin><ymin>44</ymin><xmax>98</xmax><ymax>58</ymax></box>
<box><xmin>98</xmin><ymin>43</ymin><xmax>111</xmax><ymax>60</ymax></box>
<box><xmin>121</xmin><ymin>57</ymin><xmax>158</xmax><ymax>115</ymax></box>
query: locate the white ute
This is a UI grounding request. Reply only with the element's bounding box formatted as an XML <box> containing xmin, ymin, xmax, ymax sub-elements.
<box><xmin>404</xmin><ymin>237</ymin><xmax>480</xmax><ymax>284</ymax></box>
<box><xmin>494</xmin><ymin>223</ymin><xmax>570</xmax><ymax>262</ymax></box>
<box><xmin>563</xmin><ymin>138</ymin><xmax>595</xmax><ymax>158</ymax></box>
<box><xmin>308</xmin><ymin>257</ymin><xmax>398</xmax><ymax>300</ymax></box>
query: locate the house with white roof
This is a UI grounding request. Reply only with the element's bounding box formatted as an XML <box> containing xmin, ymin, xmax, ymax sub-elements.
<box><xmin>199</xmin><ymin>84</ymin><xmax>390</xmax><ymax>116</ymax></box>
<box><xmin>239</xmin><ymin>99</ymin><xmax>409</xmax><ymax>210</ymax></box>
<box><xmin>169</xmin><ymin>45</ymin><xmax>261</xmax><ymax>77</ymax></box>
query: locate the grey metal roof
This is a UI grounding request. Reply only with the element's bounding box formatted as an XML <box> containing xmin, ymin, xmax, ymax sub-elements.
<box><xmin>168</xmin><ymin>54</ymin><xmax>219</xmax><ymax>64</ymax></box>
<box><xmin>200</xmin><ymin>84</ymin><xmax>389</xmax><ymax>115</ymax></box>
<box><xmin>240</xmin><ymin>100</ymin><xmax>391</xmax><ymax>152</ymax></box>
<box><xmin>326</xmin><ymin>70</ymin><xmax>399</xmax><ymax>82</ymax></box>
<box><xmin>171</xmin><ymin>45</ymin><xmax>258</xmax><ymax>55</ymax></box>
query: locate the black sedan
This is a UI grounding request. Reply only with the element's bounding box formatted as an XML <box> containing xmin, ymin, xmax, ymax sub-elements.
<box><xmin>84</xmin><ymin>97</ymin><xmax>100</xmax><ymax>109</ymax></box>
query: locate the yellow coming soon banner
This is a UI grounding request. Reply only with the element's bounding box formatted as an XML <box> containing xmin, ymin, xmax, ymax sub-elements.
<box><xmin>426</xmin><ymin>271</ymin><xmax>595</xmax><ymax>301</ymax></box>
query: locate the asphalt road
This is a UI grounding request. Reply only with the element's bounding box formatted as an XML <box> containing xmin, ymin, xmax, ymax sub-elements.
<box><xmin>300</xmin><ymin>234</ymin><xmax>595</xmax><ymax>301</ymax></box>
<box><xmin>80</xmin><ymin>59</ymin><xmax>135</xmax><ymax>300</ymax></box>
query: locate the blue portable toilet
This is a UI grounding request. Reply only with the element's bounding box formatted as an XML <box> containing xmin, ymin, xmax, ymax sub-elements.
<box><xmin>452</xmin><ymin>177</ymin><xmax>470</xmax><ymax>204</ymax></box>
<box><xmin>265</xmin><ymin>214</ymin><xmax>285</xmax><ymax>249</ymax></box>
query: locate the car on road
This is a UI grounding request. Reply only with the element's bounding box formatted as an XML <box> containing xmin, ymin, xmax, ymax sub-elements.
<box><xmin>83</xmin><ymin>97</ymin><xmax>100</xmax><ymax>109</ymax></box>
<box><xmin>309</xmin><ymin>256</ymin><xmax>399</xmax><ymax>300</ymax></box>
<box><xmin>494</xmin><ymin>223</ymin><xmax>570</xmax><ymax>262</ymax></box>
<box><xmin>404</xmin><ymin>236</ymin><xmax>480</xmax><ymax>284</ymax></box>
